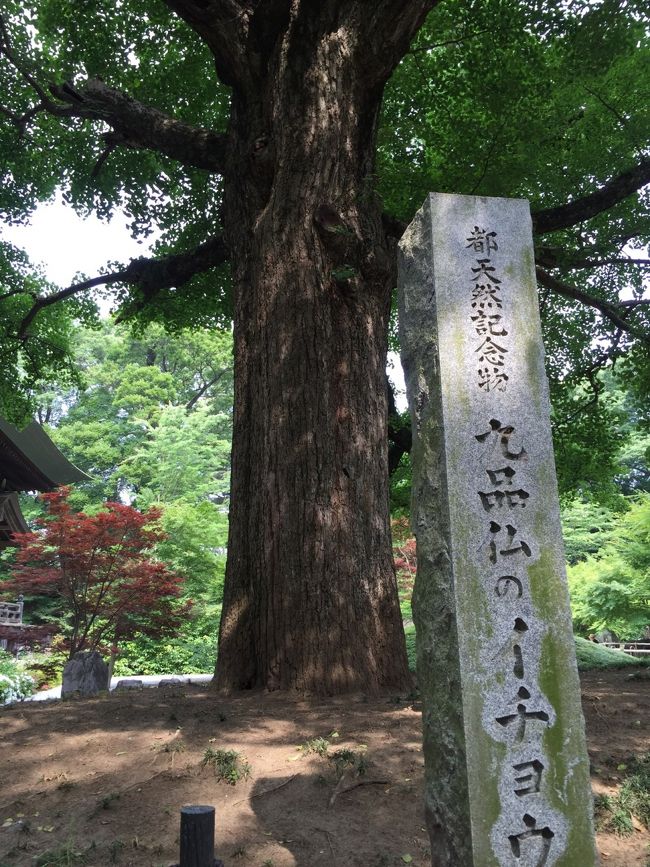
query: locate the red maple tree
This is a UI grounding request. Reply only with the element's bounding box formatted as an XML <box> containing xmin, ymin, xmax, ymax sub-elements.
<box><xmin>4</xmin><ymin>488</ymin><xmax>189</xmax><ymax>659</ymax></box>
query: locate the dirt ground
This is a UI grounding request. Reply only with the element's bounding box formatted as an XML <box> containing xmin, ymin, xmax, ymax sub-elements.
<box><xmin>0</xmin><ymin>668</ymin><xmax>647</xmax><ymax>867</ymax></box>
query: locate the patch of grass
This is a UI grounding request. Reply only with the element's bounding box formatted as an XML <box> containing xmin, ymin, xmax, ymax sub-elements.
<box><xmin>201</xmin><ymin>748</ymin><xmax>251</xmax><ymax>785</ymax></box>
<box><xmin>575</xmin><ymin>637</ymin><xmax>646</xmax><ymax>671</ymax></box>
<box><xmin>34</xmin><ymin>841</ymin><xmax>92</xmax><ymax>866</ymax></box>
<box><xmin>594</xmin><ymin>754</ymin><xmax>650</xmax><ymax>835</ymax></box>
<box><xmin>619</xmin><ymin>755</ymin><xmax>650</xmax><ymax>828</ymax></box>
<box><xmin>404</xmin><ymin>624</ymin><xmax>416</xmax><ymax>673</ymax></box>
<box><xmin>99</xmin><ymin>792</ymin><xmax>120</xmax><ymax>810</ymax></box>
<box><xmin>329</xmin><ymin>748</ymin><xmax>368</xmax><ymax>778</ymax></box>
<box><xmin>300</xmin><ymin>737</ymin><xmax>330</xmax><ymax>756</ymax></box>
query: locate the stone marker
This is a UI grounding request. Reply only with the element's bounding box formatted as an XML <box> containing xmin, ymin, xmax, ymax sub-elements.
<box><xmin>61</xmin><ymin>650</ymin><xmax>109</xmax><ymax>698</ymax></box>
<box><xmin>398</xmin><ymin>193</ymin><xmax>597</xmax><ymax>867</ymax></box>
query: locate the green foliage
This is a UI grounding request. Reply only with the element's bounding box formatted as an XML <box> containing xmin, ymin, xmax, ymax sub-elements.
<box><xmin>389</xmin><ymin>452</ymin><xmax>412</xmax><ymax>516</ymax></box>
<box><xmin>17</xmin><ymin>320</ymin><xmax>232</xmax><ymax>672</ymax></box>
<box><xmin>0</xmin><ymin>649</ymin><xmax>35</xmax><ymax>703</ymax></box>
<box><xmin>0</xmin><ymin>242</ymin><xmax>96</xmax><ymax>425</ymax></box>
<box><xmin>568</xmin><ymin>496</ymin><xmax>650</xmax><ymax>639</ymax></box>
<box><xmin>393</xmin><ymin>520</ymin><xmax>416</xmax><ymax>623</ymax></box>
<box><xmin>404</xmin><ymin>625</ymin><xmax>416</xmax><ymax>674</ymax></box>
<box><xmin>561</xmin><ymin>499</ymin><xmax>621</xmax><ymax>565</ymax></box>
<box><xmin>574</xmin><ymin>637</ymin><xmax>644</xmax><ymax>671</ymax></box>
<box><xmin>300</xmin><ymin>737</ymin><xmax>331</xmax><ymax>757</ymax></box>
<box><xmin>42</xmin><ymin>321</ymin><xmax>232</xmax><ymax>508</ymax></box>
<box><xmin>201</xmin><ymin>748</ymin><xmax>251</xmax><ymax>785</ymax></box>
<box><xmin>551</xmin><ymin>381</ymin><xmax>628</xmax><ymax>504</ymax></box>
<box><xmin>113</xmin><ymin>623</ymin><xmax>217</xmax><ymax>676</ymax></box>
<box><xmin>619</xmin><ymin>755</ymin><xmax>650</xmax><ymax>829</ymax></box>
<box><xmin>329</xmin><ymin>748</ymin><xmax>368</xmax><ymax>778</ymax></box>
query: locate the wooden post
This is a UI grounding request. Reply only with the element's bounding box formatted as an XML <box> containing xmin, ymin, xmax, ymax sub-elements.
<box><xmin>178</xmin><ymin>805</ymin><xmax>223</xmax><ymax>867</ymax></box>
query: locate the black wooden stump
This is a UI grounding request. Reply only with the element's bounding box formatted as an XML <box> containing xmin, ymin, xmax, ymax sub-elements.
<box><xmin>175</xmin><ymin>805</ymin><xmax>224</xmax><ymax>867</ymax></box>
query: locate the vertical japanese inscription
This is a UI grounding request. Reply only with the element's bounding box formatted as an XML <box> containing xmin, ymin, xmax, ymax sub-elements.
<box><xmin>467</xmin><ymin>227</ymin><xmax>509</xmax><ymax>392</ymax></box>
<box><xmin>470</xmin><ymin>227</ymin><xmax>557</xmax><ymax>857</ymax></box>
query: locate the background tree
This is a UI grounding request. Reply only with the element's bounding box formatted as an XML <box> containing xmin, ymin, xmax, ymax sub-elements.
<box><xmin>14</xmin><ymin>320</ymin><xmax>232</xmax><ymax>674</ymax></box>
<box><xmin>568</xmin><ymin>495</ymin><xmax>650</xmax><ymax>640</ymax></box>
<box><xmin>0</xmin><ymin>0</ymin><xmax>649</xmax><ymax>693</ymax></box>
<box><xmin>3</xmin><ymin>488</ymin><xmax>189</xmax><ymax>659</ymax></box>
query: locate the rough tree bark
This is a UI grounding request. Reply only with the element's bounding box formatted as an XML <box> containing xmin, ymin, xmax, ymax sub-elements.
<box><xmin>159</xmin><ymin>0</ymin><xmax>435</xmax><ymax>693</ymax></box>
<box><xmin>210</xmin><ymin>3</ymin><xmax>433</xmax><ymax>693</ymax></box>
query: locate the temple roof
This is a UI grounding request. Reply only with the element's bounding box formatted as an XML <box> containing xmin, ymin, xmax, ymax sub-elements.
<box><xmin>0</xmin><ymin>493</ymin><xmax>28</xmax><ymax>547</ymax></box>
<box><xmin>0</xmin><ymin>418</ymin><xmax>90</xmax><ymax>492</ymax></box>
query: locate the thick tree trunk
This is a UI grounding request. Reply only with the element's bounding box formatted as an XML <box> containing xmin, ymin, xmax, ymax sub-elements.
<box><xmin>215</xmin><ymin>10</ymin><xmax>410</xmax><ymax>693</ymax></box>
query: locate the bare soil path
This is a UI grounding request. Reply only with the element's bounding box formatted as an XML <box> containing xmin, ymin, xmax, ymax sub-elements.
<box><xmin>0</xmin><ymin>668</ymin><xmax>647</xmax><ymax>866</ymax></box>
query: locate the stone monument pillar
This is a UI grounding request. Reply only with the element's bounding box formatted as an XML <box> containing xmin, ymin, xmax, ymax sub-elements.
<box><xmin>398</xmin><ymin>193</ymin><xmax>597</xmax><ymax>867</ymax></box>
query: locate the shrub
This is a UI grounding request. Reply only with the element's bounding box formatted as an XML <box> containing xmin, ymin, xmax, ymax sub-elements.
<box><xmin>201</xmin><ymin>748</ymin><xmax>251</xmax><ymax>784</ymax></box>
<box><xmin>0</xmin><ymin>650</ymin><xmax>35</xmax><ymax>703</ymax></box>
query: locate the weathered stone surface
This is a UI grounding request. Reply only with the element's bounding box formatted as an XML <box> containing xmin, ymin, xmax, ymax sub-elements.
<box><xmin>158</xmin><ymin>678</ymin><xmax>183</xmax><ymax>688</ymax></box>
<box><xmin>114</xmin><ymin>679</ymin><xmax>143</xmax><ymax>690</ymax></box>
<box><xmin>61</xmin><ymin>650</ymin><xmax>109</xmax><ymax>698</ymax></box>
<box><xmin>398</xmin><ymin>193</ymin><xmax>597</xmax><ymax>867</ymax></box>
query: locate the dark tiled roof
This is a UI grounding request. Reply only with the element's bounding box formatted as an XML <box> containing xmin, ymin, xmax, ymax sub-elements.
<box><xmin>0</xmin><ymin>492</ymin><xmax>28</xmax><ymax>547</ymax></box>
<box><xmin>0</xmin><ymin>418</ymin><xmax>89</xmax><ymax>492</ymax></box>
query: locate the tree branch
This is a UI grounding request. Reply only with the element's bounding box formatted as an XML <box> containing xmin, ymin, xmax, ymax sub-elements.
<box><xmin>49</xmin><ymin>79</ymin><xmax>228</xmax><ymax>173</ymax></box>
<box><xmin>186</xmin><ymin>369</ymin><xmax>228</xmax><ymax>410</ymax></box>
<box><xmin>536</xmin><ymin>247</ymin><xmax>650</xmax><ymax>270</ymax></box>
<box><xmin>532</xmin><ymin>158</ymin><xmax>650</xmax><ymax>235</ymax></box>
<box><xmin>364</xmin><ymin>1</ymin><xmax>442</xmax><ymax>84</ymax></box>
<box><xmin>0</xmin><ymin>13</ymin><xmax>227</xmax><ymax>172</ymax></box>
<box><xmin>16</xmin><ymin>234</ymin><xmax>230</xmax><ymax>338</ymax></box>
<box><xmin>164</xmin><ymin>0</ymin><xmax>251</xmax><ymax>88</ymax></box>
<box><xmin>535</xmin><ymin>267</ymin><xmax>650</xmax><ymax>345</ymax></box>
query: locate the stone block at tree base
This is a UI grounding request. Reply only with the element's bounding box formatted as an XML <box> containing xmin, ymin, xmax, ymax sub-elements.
<box><xmin>398</xmin><ymin>193</ymin><xmax>597</xmax><ymax>866</ymax></box>
<box><xmin>61</xmin><ymin>650</ymin><xmax>109</xmax><ymax>697</ymax></box>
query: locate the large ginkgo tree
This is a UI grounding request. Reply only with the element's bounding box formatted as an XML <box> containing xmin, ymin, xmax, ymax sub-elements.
<box><xmin>0</xmin><ymin>0</ymin><xmax>648</xmax><ymax>694</ymax></box>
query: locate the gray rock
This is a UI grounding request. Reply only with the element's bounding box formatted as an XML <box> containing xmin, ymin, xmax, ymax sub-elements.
<box><xmin>114</xmin><ymin>679</ymin><xmax>143</xmax><ymax>690</ymax></box>
<box><xmin>398</xmin><ymin>193</ymin><xmax>596</xmax><ymax>866</ymax></box>
<box><xmin>158</xmin><ymin>678</ymin><xmax>183</xmax><ymax>688</ymax></box>
<box><xmin>61</xmin><ymin>650</ymin><xmax>109</xmax><ymax>698</ymax></box>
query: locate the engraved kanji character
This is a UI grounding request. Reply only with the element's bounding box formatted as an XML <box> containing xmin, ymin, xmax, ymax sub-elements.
<box><xmin>476</xmin><ymin>336</ymin><xmax>508</xmax><ymax>370</ymax></box>
<box><xmin>512</xmin><ymin>619</ymin><xmax>529</xmax><ymax>679</ymax></box>
<box><xmin>475</xmin><ymin>419</ymin><xmax>527</xmax><ymax>461</ymax></box>
<box><xmin>487</xmin><ymin>467</ymin><xmax>516</xmax><ymax>487</ymax></box>
<box><xmin>470</xmin><ymin>310</ymin><xmax>508</xmax><ymax>337</ymax></box>
<box><xmin>478</xmin><ymin>489</ymin><xmax>530</xmax><ymax>511</ymax></box>
<box><xmin>494</xmin><ymin>575</ymin><xmax>523</xmax><ymax>598</ymax></box>
<box><xmin>509</xmin><ymin>814</ymin><xmax>554</xmax><ymax>866</ymax></box>
<box><xmin>471</xmin><ymin>258</ymin><xmax>502</xmax><ymax>284</ymax></box>
<box><xmin>478</xmin><ymin>368</ymin><xmax>509</xmax><ymax>393</ymax></box>
<box><xmin>496</xmin><ymin>701</ymin><xmax>550</xmax><ymax>742</ymax></box>
<box><xmin>513</xmin><ymin>760</ymin><xmax>544</xmax><ymax>796</ymax></box>
<box><xmin>513</xmin><ymin>644</ymin><xmax>525</xmax><ymax>679</ymax></box>
<box><xmin>471</xmin><ymin>283</ymin><xmax>503</xmax><ymax>311</ymax></box>
<box><xmin>488</xmin><ymin>522</ymin><xmax>532</xmax><ymax>564</ymax></box>
<box><xmin>466</xmin><ymin>226</ymin><xmax>498</xmax><ymax>254</ymax></box>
